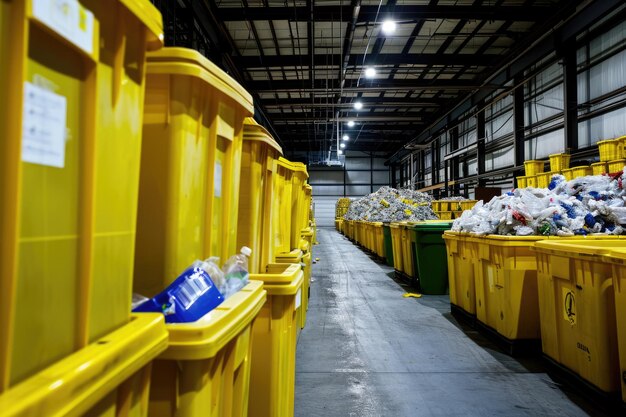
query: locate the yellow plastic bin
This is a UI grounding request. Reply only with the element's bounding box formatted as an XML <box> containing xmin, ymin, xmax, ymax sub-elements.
<box><xmin>134</xmin><ymin>47</ymin><xmax>254</xmax><ymax>297</ymax></box>
<box><xmin>372</xmin><ymin>222</ymin><xmax>386</xmax><ymax>259</ymax></box>
<box><xmin>147</xmin><ymin>281</ymin><xmax>266</xmax><ymax>417</ymax></box>
<box><xmin>238</xmin><ymin>118</ymin><xmax>283</xmax><ymax>274</ymax></box>
<box><xmin>524</xmin><ymin>160</ymin><xmax>545</xmax><ymax>176</ymax></box>
<box><xmin>549</xmin><ymin>153</ymin><xmax>571</xmax><ymax>172</ymax></box>
<box><xmin>0</xmin><ymin>314</ymin><xmax>168</xmax><ymax>416</ymax></box>
<box><xmin>276</xmin><ymin>249</ymin><xmax>309</xmax><ymax>331</ymax></box>
<box><xmin>591</xmin><ymin>162</ymin><xmax>608</xmax><ymax>175</ymax></box>
<box><xmin>605</xmin><ymin>249</ymin><xmax>626</xmax><ymax>402</ymax></box>
<box><xmin>401</xmin><ymin>223</ymin><xmax>416</xmax><ymax>279</ymax></box>
<box><xmin>438</xmin><ymin>211</ymin><xmax>453</xmax><ymax>220</ymax></box>
<box><xmin>534</xmin><ymin>240</ymin><xmax>623</xmax><ymax>395</ymax></box>
<box><xmin>444</xmin><ymin>232</ymin><xmax>479</xmax><ymax>318</ymax></box>
<box><xmin>272</xmin><ymin>158</ymin><xmax>296</xmax><ymax>255</ymax></box>
<box><xmin>290</xmin><ymin>162</ymin><xmax>310</xmax><ymax>250</ymax></box>
<box><xmin>526</xmin><ymin>175</ymin><xmax>538</xmax><ymax>188</ymax></box>
<box><xmin>598</xmin><ymin>139</ymin><xmax>623</xmax><ymax>162</ymax></box>
<box><xmin>516</xmin><ymin>176</ymin><xmax>528</xmax><ymax>188</ymax></box>
<box><xmin>607</xmin><ymin>159</ymin><xmax>626</xmax><ymax>174</ymax></box>
<box><xmin>432</xmin><ymin>201</ymin><xmax>442</xmax><ymax>211</ymax></box>
<box><xmin>248</xmin><ymin>264</ymin><xmax>304</xmax><ymax>417</ymax></box>
<box><xmin>474</xmin><ymin>235</ymin><xmax>545</xmax><ymax>342</ymax></box>
<box><xmin>390</xmin><ymin>223</ymin><xmax>405</xmax><ymax>273</ymax></box>
<box><xmin>0</xmin><ymin>0</ymin><xmax>163</xmax><ymax>391</ymax></box>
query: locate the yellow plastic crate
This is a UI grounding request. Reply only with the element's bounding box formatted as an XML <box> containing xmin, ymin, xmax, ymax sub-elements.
<box><xmin>134</xmin><ymin>47</ymin><xmax>254</xmax><ymax>298</ymax></box>
<box><xmin>238</xmin><ymin>118</ymin><xmax>283</xmax><ymax>274</ymax></box>
<box><xmin>275</xmin><ymin>248</ymin><xmax>310</xmax><ymax>332</ymax></box>
<box><xmin>526</xmin><ymin>175</ymin><xmax>538</xmax><ymax>188</ymax></box>
<box><xmin>605</xmin><ymin>249</ymin><xmax>626</xmax><ymax>402</ymax></box>
<box><xmin>536</xmin><ymin>172</ymin><xmax>550</xmax><ymax>188</ymax></box>
<box><xmin>561</xmin><ymin>168</ymin><xmax>574</xmax><ymax>181</ymax></box>
<box><xmin>335</xmin><ymin>219</ymin><xmax>343</xmax><ymax>232</ymax></box>
<box><xmin>534</xmin><ymin>240</ymin><xmax>623</xmax><ymax>394</ymax></box>
<box><xmin>432</xmin><ymin>201</ymin><xmax>442</xmax><ymax>211</ymax></box>
<box><xmin>591</xmin><ymin>162</ymin><xmax>608</xmax><ymax>175</ymax></box>
<box><xmin>571</xmin><ymin>165</ymin><xmax>592</xmax><ymax>178</ymax></box>
<box><xmin>0</xmin><ymin>0</ymin><xmax>163</xmax><ymax>391</ymax></box>
<box><xmin>607</xmin><ymin>159</ymin><xmax>626</xmax><ymax>174</ymax></box>
<box><xmin>438</xmin><ymin>211</ymin><xmax>453</xmax><ymax>220</ymax></box>
<box><xmin>249</xmin><ymin>264</ymin><xmax>304</xmax><ymax>417</ymax></box>
<box><xmin>147</xmin><ymin>281</ymin><xmax>266</xmax><ymax>417</ymax></box>
<box><xmin>459</xmin><ymin>200</ymin><xmax>478</xmax><ymax>211</ymax></box>
<box><xmin>443</xmin><ymin>232</ymin><xmax>479</xmax><ymax>316</ymax></box>
<box><xmin>598</xmin><ymin>139</ymin><xmax>623</xmax><ymax>162</ymax></box>
<box><xmin>390</xmin><ymin>223</ymin><xmax>405</xmax><ymax>273</ymax></box>
<box><xmin>549</xmin><ymin>153</ymin><xmax>571</xmax><ymax>172</ymax></box>
<box><xmin>524</xmin><ymin>160</ymin><xmax>545</xmax><ymax>176</ymax></box>
<box><xmin>516</xmin><ymin>176</ymin><xmax>528</xmax><ymax>188</ymax></box>
<box><xmin>0</xmin><ymin>314</ymin><xmax>167</xmax><ymax>416</ymax></box>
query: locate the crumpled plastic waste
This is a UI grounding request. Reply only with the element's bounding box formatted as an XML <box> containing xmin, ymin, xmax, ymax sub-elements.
<box><xmin>343</xmin><ymin>186</ymin><xmax>437</xmax><ymax>222</ymax></box>
<box><xmin>452</xmin><ymin>171</ymin><xmax>626</xmax><ymax>236</ymax></box>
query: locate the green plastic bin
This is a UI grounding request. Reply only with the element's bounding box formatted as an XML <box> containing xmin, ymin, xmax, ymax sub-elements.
<box><xmin>383</xmin><ymin>223</ymin><xmax>394</xmax><ymax>267</ymax></box>
<box><xmin>411</xmin><ymin>221</ymin><xmax>453</xmax><ymax>294</ymax></box>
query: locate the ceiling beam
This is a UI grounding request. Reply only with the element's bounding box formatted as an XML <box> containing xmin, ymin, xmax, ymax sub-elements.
<box><xmin>246</xmin><ymin>78</ymin><xmax>486</xmax><ymax>92</ymax></box>
<box><xmin>260</xmin><ymin>97</ymin><xmax>444</xmax><ymax>107</ymax></box>
<box><xmin>233</xmin><ymin>53</ymin><xmax>498</xmax><ymax>68</ymax></box>
<box><xmin>270</xmin><ymin>114</ymin><xmax>424</xmax><ymax>122</ymax></box>
<box><xmin>217</xmin><ymin>5</ymin><xmax>551</xmax><ymax>22</ymax></box>
<box><xmin>275</xmin><ymin>121</ymin><xmax>421</xmax><ymax>131</ymax></box>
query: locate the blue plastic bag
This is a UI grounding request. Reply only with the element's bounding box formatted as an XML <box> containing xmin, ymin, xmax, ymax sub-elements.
<box><xmin>133</xmin><ymin>266</ymin><xmax>224</xmax><ymax>323</ymax></box>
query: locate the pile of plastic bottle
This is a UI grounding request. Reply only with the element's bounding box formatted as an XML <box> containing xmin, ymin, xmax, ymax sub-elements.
<box><xmin>452</xmin><ymin>172</ymin><xmax>626</xmax><ymax>236</ymax></box>
<box><xmin>344</xmin><ymin>186</ymin><xmax>437</xmax><ymax>222</ymax></box>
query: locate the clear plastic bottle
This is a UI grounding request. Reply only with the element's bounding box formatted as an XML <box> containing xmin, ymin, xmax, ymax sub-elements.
<box><xmin>221</xmin><ymin>246</ymin><xmax>252</xmax><ymax>298</ymax></box>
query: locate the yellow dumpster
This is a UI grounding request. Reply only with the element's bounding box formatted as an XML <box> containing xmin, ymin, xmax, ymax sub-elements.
<box><xmin>605</xmin><ymin>249</ymin><xmax>626</xmax><ymax>402</ymax></box>
<box><xmin>0</xmin><ymin>314</ymin><xmax>168</xmax><ymax>416</ymax></box>
<box><xmin>390</xmin><ymin>223</ymin><xmax>404</xmax><ymax>273</ymax></box>
<box><xmin>147</xmin><ymin>282</ymin><xmax>266</xmax><ymax>417</ymax></box>
<box><xmin>134</xmin><ymin>47</ymin><xmax>254</xmax><ymax>296</ymax></box>
<box><xmin>0</xmin><ymin>0</ymin><xmax>163</xmax><ymax>391</ymax></box>
<box><xmin>249</xmin><ymin>264</ymin><xmax>304</xmax><ymax>417</ymax></box>
<box><xmin>534</xmin><ymin>240</ymin><xmax>623</xmax><ymax>395</ymax></box>
<box><xmin>272</xmin><ymin>158</ymin><xmax>296</xmax><ymax>255</ymax></box>
<box><xmin>238</xmin><ymin>118</ymin><xmax>283</xmax><ymax>274</ymax></box>
<box><xmin>443</xmin><ymin>232</ymin><xmax>479</xmax><ymax>318</ymax></box>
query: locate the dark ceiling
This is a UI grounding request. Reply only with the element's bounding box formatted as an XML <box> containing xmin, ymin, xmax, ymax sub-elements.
<box><xmin>154</xmin><ymin>0</ymin><xmax>581</xmax><ymax>154</ymax></box>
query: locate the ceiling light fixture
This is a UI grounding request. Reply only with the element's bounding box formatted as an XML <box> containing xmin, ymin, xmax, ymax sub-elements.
<box><xmin>340</xmin><ymin>143</ymin><xmax>346</xmax><ymax>148</ymax></box>
<box><xmin>347</xmin><ymin>120</ymin><xmax>355</xmax><ymax>127</ymax></box>
<box><xmin>354</xmin><ymin>101</ymin><xmax>363</xmax><ymax>110</ymax></box>
<box><xmin>365</xmin><ymin>67</ymin><xmax>376</xmax><ymax>78</ymax></box>
<box><xmin>342</xmin><ymin>134</ymin><xmax>349</xmax><ymax>141</ymax></box>
<box><xmin>382</xmin><ymin>20</ymin><xmax>396</xmax><ymax>34</ymax></box>
<box><xmin>338</xmin><ymin>149</ymin><xmax>343</xmax><ymax>155</ymax></box>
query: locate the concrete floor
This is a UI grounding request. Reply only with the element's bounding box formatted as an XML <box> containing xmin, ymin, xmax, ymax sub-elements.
<box><xmin>294</xmin><ymin>228</ymin><xmax>613</xmax><ymax>417</ymax></box>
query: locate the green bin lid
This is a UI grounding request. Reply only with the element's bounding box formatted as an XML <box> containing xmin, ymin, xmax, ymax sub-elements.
<box><xmin>410</xmin><ymin>221</ymin><xmax>453</xmax><ymax>232</ymax></box>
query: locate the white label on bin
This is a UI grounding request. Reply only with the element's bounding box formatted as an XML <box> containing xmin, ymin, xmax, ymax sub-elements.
<box><xmin>214</xmin><ymin>163</ymin><xmax>222</xmax><ymax>198</ymax></box>
<box><xmin>22</xmin><ymin>82</ymin><xmax>67</xmax><ymax>168</ymax></box>
<box><xmin>32</xmin><ymin>0</ymin><xmax>94</xmax><ymax>54</ymax></box>
<box><xmin>295</xmin><ymin>288</ymin><xmax>302</xmax><ymax>311</ymax></box>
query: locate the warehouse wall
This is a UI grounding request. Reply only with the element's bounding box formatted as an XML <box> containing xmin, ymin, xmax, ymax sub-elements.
<box><xmin>393</xmin><ymin>8</ymin><xmax>626</xmax><ymax>198</ymax></box>
<box><xmin>294</xmin><ymin>151</ymin><xmax>391</xmax><ymax>227</ymax></box>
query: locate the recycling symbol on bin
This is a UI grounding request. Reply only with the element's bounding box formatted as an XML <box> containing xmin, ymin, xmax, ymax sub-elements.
<box><xmin>564</xmin><ymin>290</ymin><xmax>576</xmax><ymax>325</ymax></box>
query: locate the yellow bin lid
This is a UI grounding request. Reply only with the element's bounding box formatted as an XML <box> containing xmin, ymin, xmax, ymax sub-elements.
<box><xmin>147</xmin><ymin>47</ymin><xmax>254</xmax><ymax>115</ymax></box>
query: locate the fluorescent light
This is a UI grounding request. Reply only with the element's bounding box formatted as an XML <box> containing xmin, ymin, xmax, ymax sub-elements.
<box><xmin>382</xmin><ymin>20</ymin><xmax>396</xmax><ymax>34</ymax></box>
<box><xmin>354</xmin><ymin>101</ymin><xmax>363</xmax><ymax>110</ymax></box>
<box><xmin>338</xmin><ymin>150</ymin><xmax>343</xmax><ymax>155</ymax></box>
<box><xmin>340</xmin><ymin>143</ymin><xmax>346</xmax><ymax>148</ymax></box>
<box><xmin>347</xmin><ymin>120</ymin><xmax>355</xmax><ymax>127</ymax></box>
<box><xmin>342</xmin><ymin>134</ymin><xmax>349</xmax><ymax>141</ymax></box>
<box><xmin>365</xmin><ymin>67</ymin><xmax>376</xmax><ymax>78</ymax></box>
